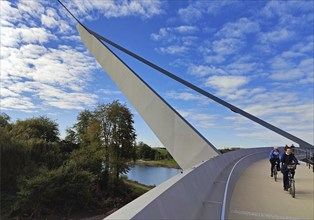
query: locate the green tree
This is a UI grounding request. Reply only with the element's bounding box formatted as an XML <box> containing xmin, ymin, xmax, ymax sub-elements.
<box><xmin>95</xmin><ymin>101</ymin><xmax>136</xmax><ymax>180</ymax></box>
<box><xmin>13</xmin><ymin>167</ymin><xmax>97</xmax><ymax>218</ymax></box>
<box><xmin>0</xmin><ymin>113</ymin><xmax>27</xmax><ymax>217</ymax></box>
<box><xmin>1</xmin><ymin>108</ymin><xmax>139</xmax><ymax>218</ymax></box>
<box><xmin>75</xmin><ymin>109</ymin><xmax>94</xmax><ymax>145</ymax></box>
<box><xmin>10</xmin><ymin>116</ymin><xmax>59</xmax><ymax>142</ymax></box>
<box><xmin>137</xmin><ymin>142</ymin><xmax>156</xmax><ymax>160</ymax></box>
<box><xmin>0</xmin><ymin>122</ymin><xmax>26</xmax><ymax>192</ymax></box>
<box><xmin>0</xmin><ymin>113</ymin><xmax>11</xmax><ymax>128</ymax></box>
<box><xmin>60</xmin><ymin>128</ymin><xmax>80</xmax><ymax>153</ymax></box>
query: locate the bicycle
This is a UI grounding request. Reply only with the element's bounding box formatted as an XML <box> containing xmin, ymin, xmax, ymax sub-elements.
<box><xmin>273</xmin><ymin>160</ymin><xmax>279</xmax><ymax>182</ymax></box>
<box><xmin>287</xmin><ymin>163</ymin><xmax>297</xmax><ymax>198</ymax></box>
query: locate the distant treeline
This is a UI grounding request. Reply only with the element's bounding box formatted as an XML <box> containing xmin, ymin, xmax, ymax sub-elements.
<box><xmin>136</xmin><ymin>142</ymin><xmax>174</xmax><ymax>161</ymax></box>
<box><xmin>0</xmin><ymin>101</ymin><xmax>151</xmax><ymax>219</ymax></box>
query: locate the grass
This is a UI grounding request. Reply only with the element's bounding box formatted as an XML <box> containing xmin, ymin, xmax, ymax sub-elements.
<box><xmin>123</xmin><ymin>179</ymin><xmax>154</xmax><ymax>195</ymax></box>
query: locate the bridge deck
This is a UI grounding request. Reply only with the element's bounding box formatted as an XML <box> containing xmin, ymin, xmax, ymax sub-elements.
<box><xmin>229</xmin><ymin>159</ymin><xmax>314</xmax><ymax>220</ymax></box>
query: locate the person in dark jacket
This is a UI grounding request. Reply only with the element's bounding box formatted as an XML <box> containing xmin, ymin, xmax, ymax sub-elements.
<box><xmin>269</xmin><ymin>147</ymin><xmax>281</xmax><ymax>177</ymax></box>
<box><xmin>281</xmin><ymin>147</ymin><xmax>299</xmax><ymax>191</ymax></box>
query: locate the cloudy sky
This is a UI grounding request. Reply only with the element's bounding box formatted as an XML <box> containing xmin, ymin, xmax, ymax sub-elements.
<box><xmin>1</xmin><ymin>0</ymin><xmax>313</xmax><ymax>148</ymax></box>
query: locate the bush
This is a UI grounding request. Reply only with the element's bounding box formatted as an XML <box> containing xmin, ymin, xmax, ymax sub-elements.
<box><xmin>12</xmin><ymin>167</ymin><xmax>98</xmax><ymax>218</ymax></box>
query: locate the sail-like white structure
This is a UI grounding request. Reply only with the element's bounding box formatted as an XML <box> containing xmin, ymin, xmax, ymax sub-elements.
<box><xmin>77</xmin><ymin>24</ymin><xmax>220</xmax><ymax>170</ymax></box>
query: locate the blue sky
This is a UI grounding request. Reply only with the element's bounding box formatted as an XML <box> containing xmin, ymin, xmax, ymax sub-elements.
<box><xmin>1</xmin><ymin>0</ymin><xmax>313</xmax><ymax>149</ymax></box>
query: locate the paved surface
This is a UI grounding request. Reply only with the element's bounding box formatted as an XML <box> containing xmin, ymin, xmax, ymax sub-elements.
<box><xmin>229</xmin><ymin>159</ymin><xmax>314</xmax><ymax>220</ymax></box>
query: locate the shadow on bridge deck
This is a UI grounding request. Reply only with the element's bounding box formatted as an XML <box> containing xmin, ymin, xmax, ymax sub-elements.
<box><xmin>229</xmin><ymin>159</ymin><xmax>314</xmax><ymax>220</ymax></box>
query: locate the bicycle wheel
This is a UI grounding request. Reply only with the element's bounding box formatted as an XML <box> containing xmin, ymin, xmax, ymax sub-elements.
<box><xmin>289</xmin><ymin>179</ymin><xmax>292</xmax><ymax>194</ymax></box>
<box><xmin>273</xmin><ymin>168</ymin><xmax>277</xmax><ymax>181</ymax></box>
<box><xmin>291</xmin><ymin>180</ymin><xmax>295</xmax><ymax>198</ymax></box>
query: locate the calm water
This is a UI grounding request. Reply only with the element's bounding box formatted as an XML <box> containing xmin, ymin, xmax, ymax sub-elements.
<box><xmin>126</xmin><ymin>165</ymin><xmax>181</xmax><ymax>186</ymax></box>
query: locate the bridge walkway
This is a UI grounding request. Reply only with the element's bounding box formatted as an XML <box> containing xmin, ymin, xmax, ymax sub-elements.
<box><xmin>228</xmin><ymin>159</ymin><xmax>314</xmax><ymax>220</ymax></box>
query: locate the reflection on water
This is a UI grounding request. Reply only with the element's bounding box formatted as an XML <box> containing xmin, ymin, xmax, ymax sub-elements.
<box><xmin>126</xmin><ymin>165</ymin><xmax>181</xmax><ymax>186</ymax></box>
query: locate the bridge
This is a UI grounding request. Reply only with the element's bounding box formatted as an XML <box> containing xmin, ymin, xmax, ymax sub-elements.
<box><xmin>74</xmin><ymin>22</ymin><xmax>313</xmax><ymax>220</ymax></box>
<box><xmin>57</xmin><ymin>2</ymin><xmax>314</xmax><ymax>218</ymax></box>
<box><xmin>103</xmin><ymin>148</ymin><xmax>313</xmax><ymax>220</ymax></box>
<box><xmin>75</xmin><ymin>21</ymin><xmax>313</xmax><ymax>218</ymax></box>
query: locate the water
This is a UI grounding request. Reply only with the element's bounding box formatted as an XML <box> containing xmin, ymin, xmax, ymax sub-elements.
<box><xmin>126</xmin><ymin>165</ymin><xmax>182</xmax><ymax>186</ymax></box>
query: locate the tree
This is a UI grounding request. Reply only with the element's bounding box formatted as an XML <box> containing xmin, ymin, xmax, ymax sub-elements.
<box><xmin>61</xmin><ymin>128</ymin><xmax>80</xmax><ymax>153</ymax></box>
<box><xmin>0</xmin><ymin>114</ymin><xmax>27</xmax><ymax>218</ymax></box>
<box><xmin>1</xmin><ymin>107</ymin><xmax>138</xmax><ymax>218</ymax></box>
<box><xmin>0</xmin><ymin>123</ymin><xmax>26</xmax><ymax>192</ymax></box>
<box><xmin>13</xmin><ymin>167</ymin><xmax>97</xmax><ymax>218</ymax></box>
<box><xmin>137</xmin><ymin>142</ymin><xmax>156</xmax><ymax>160</ymax></box>
<box><xmin>0</xmin><ymin>113</ymin><xmax>10</xmax><ymax>128</ymax></box>
<box><xmin>10</xmin><ymin>117</ymin><xmax>59</xmax><ymax>142</ymax></box>
<box><xmin>75</xmin><ymin>109</ymin><xmax>94</xmax><ymax>145</ymax></box>
<box><xmin>95</xmin><ymin>101</ymin><xmax>137</xmax><ymax>180</ymax></box>
<box><xmin>64</xmin><ymin>127</ymin><xmax>78</xmax><ymax>144</ymax></box>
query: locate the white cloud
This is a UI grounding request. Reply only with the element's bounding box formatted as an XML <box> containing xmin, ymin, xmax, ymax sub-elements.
<box><xmin>270</xmin><ymin>68</ymin><xmax>304</xmax><ymax>81</ymax></box>
<box><xmin>205</xmin><ymin>54</ymin><xmax>225</xmax><ymax>64</ymax></box>
<box><xmin>0</xmin><ymin>1</ymin><xmax>100</xmax><ymax>112</ymax></box>
<box><xmin>41</xmin><ymin>14</ymin><xmax>58</xmax><ymax>28</ymax></box>
<box><xmin>175</xmin><ymin>25</ymin><xmax>198</xmax><ymax>34</ymax></box>
<box><xmin>65</xmin><ymin>0</ymin><xmax>164</xmax><ymax>20</ymax></box>
<box><xmin>268</xmin><ymin>46</ymin><xmax>313</xmax><ymax>83</ymax></box>
<box><xmin>97</xmin><ymin>89</ymin><xmax>121</xmax><ymax>95</ymax></box>
<box><xmin>0</xmin><ymin>88</ymin><xmax>19</xmax><ymax>97</ymax></box>
<box><xmin>216</xmin><ymin>17</ymin><xmax>260</xmax><ymax>39</ymax></box>
<box><xmin>261</xmin><ymin>0</ymin><xmax>314</xmax><ymax>18</ymax></box>
<box><xmin>177</xmin><ymin>109</ymin><xmax>216</xmax><ymax>128</ymax></box>
<box><xmin>178</xmin><ymin>5</ymin><xmax>202</xmax><ymax>23</ymax></box>
<box><xmin>1</xmin><ymin>96</ymin><xmax>38</xmax><ymax>112</ymax></box>
<box><xmin>2</xmin><ymin>81</ymin><xmax>98</xmax><ymax>111</ymax></box>
<box><xmin>212</xmin><ymin>38</ymin><xmax>245</xmax><ymax>55</ymax></box>
<box><xmin>226</xmin><ymin>61</ymin><xmax>260</xmax><ymax>75</ymax></box>
<box><xmin>291</xmin><ymin>37</ymin><xmax>314</xmax><ymax>54</ymax></box>
<box><xmin>166</xmin><ymin>91</ymin><xmax>208</xmax><ymax>104</ymax></box>
<box><xmin>61</xmin><ymin>35</ymin><xmax>81</xmax><ymax>41</ymax></box>
<box><xmin>17</xmin><ymin>0</ymin><xmax>45</xmax><ymax>21</ymax></box>
<box><xmin>177</xmin><ymin>0</ymin><xmax>238</xmax><ymax>23</ymax></box>
<box><xmin>271</xmin><ymin>56</ymin><xmax>293</xmax><ymax>70</ymax></box>
<box><xmin>237</xmin><ymin>130</ymin><xmax>290</xmax><ymax>143</ymax></box>
<box><xmin>151</xmin><ymin>25</ymin><xmax>198</xmax><ymax>42</ymax></box>
<box><xmin>2</xmin><ymin>43</ymin><xmax>98</xmax><ymax>92</ymax></box>
<box><xmin>259</xmin><ymin>29</ymin><xmax>295</xmax><ymax>43</ymax></box>
<box><xmin>188</xmin><ymin>65</ymin><xmax>226</xmax><ymax>76</ymax></box>
<box><xmin>151</xmin><ymin>26</ymin><xmax>198</xmax><ymax>55</ymax></box>
<box><xmin>0</xmin><ymin>1</ymin><xmax>22</xmax><ymax>27</ymax></box>
<box><xmin>35</xmin><ymin>83</ymin><xmax>98</xmax><ymax>110</ymax></box>
<box><xmin>204</xmin><ymin>76</ymin><xmax>249</xmax><ymax>91</ymax></box>
<box><xmin>225</xmin><ymin>90</ymin><xmax>313</xmax><ymax>145</ymax></box>
<box><xmin>157</xmin><ymin>45</ymin><xmax>188</xmax><ymax>55</ymax></box>
<box><xmin>0</xmin><ymin>26</ymin><xmax>56</xmax><ymax>47</ymax></box>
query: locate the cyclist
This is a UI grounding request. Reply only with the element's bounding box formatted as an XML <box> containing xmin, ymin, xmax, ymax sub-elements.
<box><xmin>269</xmin><ymin>147</ymin><xmax>280</xmax><ymax>177</ymax></box>
<box><xmin>281</xmin><ymin>147</ymin><xmax>299</xmax><ymax>191</ymax></box>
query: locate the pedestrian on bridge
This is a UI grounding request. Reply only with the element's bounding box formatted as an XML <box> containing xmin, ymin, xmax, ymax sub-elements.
<box><xmin>269</xmin><ymin>147</ymin><xmax>281</xmax><ymax>177</ymax></box>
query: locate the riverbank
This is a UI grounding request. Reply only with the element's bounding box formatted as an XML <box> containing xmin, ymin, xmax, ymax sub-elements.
<box><xmin>124</xmin><ymin>179</ymin><xmax>154</xmax><ymax>193</ymax></box>
<box><xmin>135</xmin><ymin>159</ymin><xmax>181</xmax><ymax>169</ymax></box>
